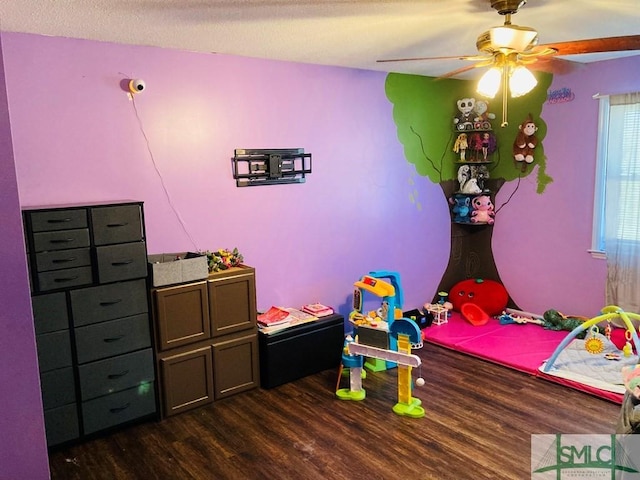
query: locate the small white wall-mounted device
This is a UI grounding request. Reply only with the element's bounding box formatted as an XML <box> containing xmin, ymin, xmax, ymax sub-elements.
<box><xmin>128</xmin><ymin>79</ymin><xmax>146</xmax><ymax>94</ymax></box>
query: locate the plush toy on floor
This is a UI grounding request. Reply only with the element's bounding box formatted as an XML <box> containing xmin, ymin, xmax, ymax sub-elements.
<box><xmin>617</xmin><ymin>364</ymin><xmax>640</xmax><ymax>434</ymax></box>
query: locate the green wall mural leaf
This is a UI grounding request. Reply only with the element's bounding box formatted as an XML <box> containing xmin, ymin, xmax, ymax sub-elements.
<box><xmin>385</xmin><ymin>71</ymin><xmax>554</xmax><ymax>193</ymax></box>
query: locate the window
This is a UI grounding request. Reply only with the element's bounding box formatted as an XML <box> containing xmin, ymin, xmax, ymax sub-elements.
<box><xmin>591</xmin><ymin>92</ymin><xmax>640</xmax><ymax>257</ymax></box>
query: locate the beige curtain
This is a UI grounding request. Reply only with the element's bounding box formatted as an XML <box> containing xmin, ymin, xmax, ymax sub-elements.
<box><xmin>605</xmin><ymin>92</ymin><xmax>640</xmax><ymax>313</ymax></box>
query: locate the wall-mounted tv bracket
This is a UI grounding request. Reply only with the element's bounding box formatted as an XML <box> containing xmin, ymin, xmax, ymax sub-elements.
<box><xmin>232</xmin><ymin>148</ymin><xmax>312</xmax><ymax>187</ymax></box>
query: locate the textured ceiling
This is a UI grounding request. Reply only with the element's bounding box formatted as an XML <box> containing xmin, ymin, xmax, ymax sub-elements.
<box><xmin>1</xmin><ymin>0</ymin><xmax>639</xmax><ymax>79</ymax></box>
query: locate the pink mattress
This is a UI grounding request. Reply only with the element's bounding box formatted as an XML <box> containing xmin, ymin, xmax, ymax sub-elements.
<box><xmin>422</xmin><ymin>312</ymin><xmax>623</xmax><ymax>404</ymax></box>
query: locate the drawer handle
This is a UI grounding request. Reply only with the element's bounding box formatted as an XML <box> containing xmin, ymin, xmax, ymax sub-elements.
<box><xmin>52</xmin><ymin>257</ymin><xmax>76</xmax><ymax>263</ymax></box>
<box><xmin>109</xmin><ymin>403</ymin><xmax>131</xmax><ymax>414</ymax></box>
<box><xmin>103</xmin><ymin>335</ymin><xmax>125</xmax><ymax>343</ymax></box>
<box><xmin>107</xmin><ymin>222</ymin><xmax>129</xmax><ymax>228</ymax></box>
<box><xmin>49</xmin><ymin>238</ymin><xmax>75</xmax><ymax>244</ymax></box>
<box><xmin>99</xmin><ymin>299</ymin><xmax>122</xmax><ymax>306</ymax></box>
<box><xmin>107</xmin><ymin>370</ymin><xmax>130</xmax><ymax>380</ymax></box>
<box><xmin>111</xmin><ymin>260</ymin><xmax>133</xmax><ymax>266</ymax></box>
<box><xmin>54</xmin><ymin>276</ymin><xmax>78</xmax><ymax>283</ymax></box>
<box><xmin>47</xmin><ymin>218</ymin><xmax>72</xmax><ymax>224</ymax></box>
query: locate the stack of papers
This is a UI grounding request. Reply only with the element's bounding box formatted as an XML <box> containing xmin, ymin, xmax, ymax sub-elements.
<box><xmin>257</xmin><ymin>306</ymin><xmax>318</xmax><ymax>334</ymax></box>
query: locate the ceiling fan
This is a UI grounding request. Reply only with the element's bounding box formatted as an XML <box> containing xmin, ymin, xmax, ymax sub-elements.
<box><xmin>377</xmin><ymin>0</ymin><xmax>640</xmax><ymax>125</ymax></box>
<box><xmin>377</xmin><ymin>0</ymin><xmax>640</xmax><ymax>80</ymax></box>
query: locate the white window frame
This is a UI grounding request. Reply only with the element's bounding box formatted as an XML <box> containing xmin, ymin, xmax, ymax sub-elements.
<box><xmin>590</xmin><ymin>94</ymin><xmax>609</xmax><ymax>259</ymax></box>
<box><xmin>591</xmin><ymin>92</ymin><xmax>640</xmax><ymax>259</ymax></box>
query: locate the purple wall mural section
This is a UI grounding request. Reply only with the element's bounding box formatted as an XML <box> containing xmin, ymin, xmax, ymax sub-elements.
<box><xmin>6</xmin><ymin>33</ymin><xmax>446</xmax><ymax>315</ymax></box>
<box><xmin>0</xmin><ymin>35</ymin><xmax>50</xmax><ymax>480</ymax></box>
<box><xmin>0</xmin><ymin>29</ymin><xmax>637</xmax><ymax>478</ymax></box>
<box><xmin>493</xmin><ymin>55</ymin><xmax>640</xmax><ymax>317</ymax></box>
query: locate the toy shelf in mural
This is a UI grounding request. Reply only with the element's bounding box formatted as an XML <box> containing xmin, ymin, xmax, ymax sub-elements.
<box><xmin>385</xmin><ymin>72</ymin><xmax>554</xmax><ymax>307</ymax></box>
<box><xmin>450</xmin><ymin>98</ymin><xmax>498</xmax><ymax>226</ymax></box>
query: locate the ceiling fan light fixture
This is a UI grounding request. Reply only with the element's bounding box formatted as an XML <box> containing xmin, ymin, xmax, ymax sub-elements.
<box><xmin>489</xmin><ymin>25</ymin><xmax>538</xmax><ymax>52</ymax></box>
<box><xmin>509</xmin><ymin>65</ymin><xmax>537</xmax><ymax>97</ymax></box>
<box><xmin>477</xmin><ymin>67</ymin><xmax>502</xmax><ymax>98</ymax></box>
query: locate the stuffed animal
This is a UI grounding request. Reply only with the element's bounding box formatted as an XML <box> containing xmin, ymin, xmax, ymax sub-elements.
<box><xmin>453</xmin><ymin>98</ymin><xmax>476</xmax><ymax>131</ymax></box>
<box><xmin>449</xmin><ymin>194</ymin><xmax>471</xmax><ymax>223</ymax></box>
<box><xmin>473</xmin><ymin>99</ymin><xmax>496</xmax><ymax>129</ymax></box>
<box><xmin>617</xmin><ymin>364</ymin><xmax>640</xmax><ymax>434</ymax></box>
<box><xmin>470</xmin><ymin>195</ymin><xmax>495</xmax><ymax>224</ymax></box>
<box><xmin>513</xmin><ymin>114</ymin><xmax>539</xmax><ymax>172</ymax></box>
<box><xmin>457</xmin><ymin>165</ymin><xmax>481</xmax><ymax>194</ymax></box>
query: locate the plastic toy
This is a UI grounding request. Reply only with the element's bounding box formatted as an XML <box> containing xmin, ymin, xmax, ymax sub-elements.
<box><xmin>470</xmin><ymin>195</ymin><xmax>495</xmax><ymax>224</ymax></box>
<box><xmin>335</xmin><ymin>335</ymin><xmax>366</xmax><ymax>401</ymax></box>
<box><xmin>542</xmin><ymin>306</ymin><xmax>640</xmax><ymax>372</ymax></box>
<box><xmin>461</xmin><ymin>303</ymin><xmax>490</xmax><ymax>326</ymax></box>
<box><xmin>584</xmin><ymin>326</ymin><xmax>605</xmax><ymax>354</ymax></box>
<box><xmin>337</xmin><ymin>318</ymin><xmax>425</xmax><ymax>418</ymax></box>
<box><xmin>513</xmin><ymin>114</ymin><xmax>539</xmax><ymax>172</ymax></box>
<box><xmin>349</xmin><ymin>270</ymin><xmax>405</xmax><ymax>371</ymax></box>
<box><xmin>453</xmin><ymin>133</ymin><xmax>469</xmax><ymax>161</ymax></box>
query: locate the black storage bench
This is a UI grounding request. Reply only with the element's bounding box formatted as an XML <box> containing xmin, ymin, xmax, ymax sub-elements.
<box><xmin>258</xmin><ymin>314</ymin><xmax>345</xmax><ymax>389</ymax></box>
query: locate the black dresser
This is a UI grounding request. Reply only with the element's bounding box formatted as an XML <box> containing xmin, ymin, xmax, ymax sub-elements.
<box><xmin>23</xmin><ymin>201</ymin><xmax>156</xmax><ymax>447</ymax></box>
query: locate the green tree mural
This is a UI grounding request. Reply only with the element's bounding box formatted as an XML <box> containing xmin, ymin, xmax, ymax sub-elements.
<box><xmin>386</xmin><ymin>72</ymin><xmax>553</xmax><ymax>305</ymax></box>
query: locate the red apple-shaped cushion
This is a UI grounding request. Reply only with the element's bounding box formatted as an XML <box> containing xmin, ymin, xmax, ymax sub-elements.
<box><xmin>449</xmin><ymin>278</ymin><xmax>508</xmax><ymax>316</ymax></box>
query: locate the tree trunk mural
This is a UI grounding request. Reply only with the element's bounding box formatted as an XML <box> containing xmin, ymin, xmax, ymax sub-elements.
<box><xmin>434</xmin><ymin>178</ymin><xmax>518</xmax><ymax>308</ymax></box>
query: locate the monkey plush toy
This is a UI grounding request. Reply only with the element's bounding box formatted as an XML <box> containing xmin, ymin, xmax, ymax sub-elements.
<box><xmin>513</xmin><ymin>114</ymin><xmax>538</xmax><ymax>172</ymax></box>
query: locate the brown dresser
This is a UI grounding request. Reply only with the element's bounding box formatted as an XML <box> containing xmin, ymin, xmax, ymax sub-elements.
<box><xmin>23</xmin><ymin>201</ymin><xmax>156</xmax><ymax>447</ymax></box>
<box><xmin>150</xmin><ymin>265</ymin><xmax>260</xmax><ymax>418</ymax></box>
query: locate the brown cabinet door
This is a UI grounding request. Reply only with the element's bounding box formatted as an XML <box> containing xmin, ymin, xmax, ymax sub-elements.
<box><xmin>212</xmin><ymin>332</ymin><xmax>259</xmax><ymax>399</ymax></box>
<box><xmin>154</xmin><ymin>281</ymin><xmax>210</xmax><ymax>350</ymax></box>
<box><xmin>160</xmin><ymin>347</ymin><xmax>214</xmax><ymax>417</ymax></box>
<box><xmin>208</xmin><ymin>271</ymin><xmax>257</xmax><ymax>337</ymax></box>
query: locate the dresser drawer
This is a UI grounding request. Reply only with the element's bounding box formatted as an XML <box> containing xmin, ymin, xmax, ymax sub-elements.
<box><xmin>41</xmin><ymin>367</ymin><xmax>76</xmax><ymax>410</ymax></box>
<box><xmin>32</xmin><ymin>292</ymin><xmax>69</xmax><ymax>334</ymax></box>
<box><xmin>91</xmin><ymin>204</ymin><xmax>143</xmax><ymax>246</ymax></box>
<box><xmin>35</xmin><ymin>247</ymin><xmax>91</xmax><ymax>272</ymax></box>
<box><xmin>44</xmin><ymin>403</ymin><xmax>80</xmax><ymax>447</ymax></box>
<box><xmin>75</xmin><ymin>314</ymin><xmax>151</xmax><ymax>363</ymax></box>
<box><xmin>37</xmin><ymin>266</ymin><xmax>93</xmax><ymax>292</ymax></box>
<box><xmin>33</xmin><ymin>228</ymin><xmax>90</xmax><ymax>252</ymax></box>
<box><xmin>36</xmin><ymin>330</ymin><xmax>73</xmax><ymax>372</ymax></box>
<box><xmin>81</xmin><ymin>383</ymin><xmax>156</xmax><ymax>435</ymax></box>
<box><xmin>70</xmin><ymin>279</ymin><xmax>148</xmax><ymax>327</ymax></box>
<box><xmin>96</xmin><ymin>242</ymin><xmax>148</xmax><ymax>283</ymax></box>
<box><xmin>78</xmin><ymin>348</ymin><xmax>154</xmax><ymax>401</ymax></box>
<box><xmin>29</xmin><ymin>209</ymin><xmax>87</xmax><ymax>233</ymax></box>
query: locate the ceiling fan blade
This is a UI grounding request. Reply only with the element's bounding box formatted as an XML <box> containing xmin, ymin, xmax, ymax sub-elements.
<box><xmin>537</xmin><ymin>35</ymin><xmax>640</xmax><ymax>56</ymax></box>
<box><xmin>438</xmin><ymin>63</ymin><xmax>479</xmax><ymax>79</ymax></box>
<box><xmin>526</xmin><ymin>56</ymin><xmax>581</xmax><ymax>75</ymax></box>
<box><xmin>377</xmin><ymin>54</ymin><xmax>477</xmax><ymax>63</ymax></box>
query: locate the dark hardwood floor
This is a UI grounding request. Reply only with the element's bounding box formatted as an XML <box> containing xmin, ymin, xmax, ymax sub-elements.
<box><xmin>48</xmin><ymin>343</ymin><xmax>622</xmax><ymax>480</ymax></box>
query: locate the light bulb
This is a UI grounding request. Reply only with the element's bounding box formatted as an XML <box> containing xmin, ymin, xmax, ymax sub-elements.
<box><xmin>509</xmin><ymin>66</ymin><xmax>537</xmax><ymax>97</ymax></box>
<box><xmin>477</xmin><ymin>67</ymin><xmax>502</xmax><ymax>98</ymax></box>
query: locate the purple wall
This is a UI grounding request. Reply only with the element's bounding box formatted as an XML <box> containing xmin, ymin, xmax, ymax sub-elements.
<box><xmin>493</xmin><ymin>55</ymin><xmax>640</xmax><ymax>317</ymax></box>
<box><xmin>0</xmin><ymin>35</ymin><xmax>50</xmax><ymax>480</ymax></box>
<box><xmin>0</xmin><ymin>30</ymin><xmax>638</xmax><ymax>477</ymax></box>
<box><xmin>5</xmin><ymin>33</ymin><xmax>446</xmax><ymax>315</ymax></box>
